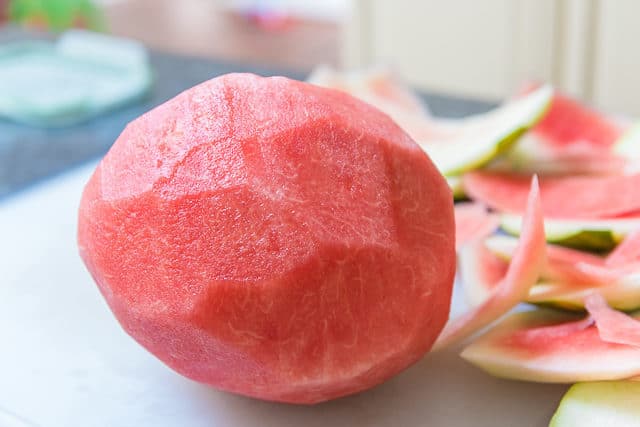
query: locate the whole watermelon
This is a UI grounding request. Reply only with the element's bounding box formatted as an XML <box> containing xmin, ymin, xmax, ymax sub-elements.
<box><xmin>78</xmin><ymin>74</ymin><xmax>455</xmax><ymax>404</ymax></box>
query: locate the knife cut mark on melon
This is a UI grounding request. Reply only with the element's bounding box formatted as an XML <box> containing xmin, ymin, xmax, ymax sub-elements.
<box><xmin>585</xmin><ymin>293</ymin><xmax>640</xmax><ymax>348</ymax></box>
<box><xmin>434</xmin><ymin>176</ymin><xmax>545</xmax><ymax>350</ymax></box>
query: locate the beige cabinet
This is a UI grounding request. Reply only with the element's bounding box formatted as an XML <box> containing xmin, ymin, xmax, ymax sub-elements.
<box><xmin>591</xmin><ymin>0</ymin><xmax>640</xmax><ymax>116</ymax></box>
<box><xmin>345</xmin><ymin>0</ymin><xmax>640</xmax><ymax>116</ymax></box>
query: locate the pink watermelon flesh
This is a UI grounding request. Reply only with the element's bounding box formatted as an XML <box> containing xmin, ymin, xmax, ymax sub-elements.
<box><xmin>461</xmin><ymin>309</ymin><xmax>640</xmax><ymax>383</ymax></box>
<box><xmin>585</xmin><ymin>293</ymin><xmax>640</xmax><ymax>347</ymax></box>
<box><xmin>463</xmin><ymin>171</ymin><xmax>640</xmax><ymax>219</ymax></box>
<box><xmin>433</xmin><ymin>177</ymin><xmax>545</xmax><ymax>351</ymax></box>
<box><xmin>497</xmin><ymin>85</ymin><xmax>626</xmax><ymax>176</ymax></box>
<box><xmin>530</xmin><ymin>89</ymin><xmax>623</xmax><ymax>150</ymax></box>
<box><xmin>606</xmin><ymin>230</ymin><xmax>640</xmax><ymax>267</ymax></box>
<box><xmin>454</xmin><ymin>202</ymin><xmax>500</xmax><ymax>250</ymax></box>
<box><xmin>77</xmin><ymin>74</ymin><xmax>456</xmax><ymax>404</ymax></box>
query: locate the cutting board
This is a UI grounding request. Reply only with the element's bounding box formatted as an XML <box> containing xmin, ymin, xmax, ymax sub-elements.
<box><xmin>0</xmin><ymin>163</ymin><xmax>568</xmax><ymax>427</ymax></box>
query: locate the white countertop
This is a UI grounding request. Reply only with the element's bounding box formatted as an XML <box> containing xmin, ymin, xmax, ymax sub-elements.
<box><xmin>0</xmin><ymin>163</ymin><xmax>567</xmax><ymax>427</ymax></box>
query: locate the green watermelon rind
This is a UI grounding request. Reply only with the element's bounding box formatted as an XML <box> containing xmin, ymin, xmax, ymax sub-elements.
<box><xmin>423</xmin><ymin>85</ymin><xmax>553</xmax><ymax>177</ymax></box>
<box><xmin>461</xmin><ymin>309</ymin><xmax>640</xmax><ymax>384</ymax></box>
<box><xmin>527</xmin><ymin>277</ymin><xmax>640</xmax><ymax>312</ymax></box>
<box><xmin>468</xmin><ymin>235</ymin><xmax>640</xmax><ymax>312</ymax></box>
<box><xmin>499</xmin><ymin>214</ymin><xmax>640</xmax><ymax>252</ymax></box>
<box><xmin>549</xmin><ymin>381</ymin><xmax>640</xmax><ymax>427</ymax></box>
<box><xmin>613</xmin><ymin>122</ymin><xmax>640</xmax><ymax>158</ymax></box>
<box><xmin>446</xmin><ymin>175</ymin><xmax>466</xmax><ymax>200</ymax></box>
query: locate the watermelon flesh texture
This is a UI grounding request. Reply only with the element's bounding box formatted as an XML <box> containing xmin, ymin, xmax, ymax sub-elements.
<box><xmin>77</xmin><ymin>74</ymin><xmax>456</xmax><ymax>404</ymax></box>
<box><xmin>461</xmin><ymin>309</ymin><xmax>640</xmax><ymax>383</ymax></box>
<box><xmin>550</xmin><ymin>381</ymin><xmax>640</xmax><ymax>427</ymax></box>
<box><xmin>433</xmin><ymin>177</ymin><xmax>545</xmax><ymax>350</ymax></box>
<box><xmin>464</xmin><ymin>171</ymin><xmax>640</xmax><ymax>219</ymax></box>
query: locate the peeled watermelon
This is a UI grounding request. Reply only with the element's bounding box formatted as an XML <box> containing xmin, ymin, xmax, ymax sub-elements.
<box><xmin>77</xmin><ymin>74</ymin><xmax>456</xmax><ymax>404</ymax></box>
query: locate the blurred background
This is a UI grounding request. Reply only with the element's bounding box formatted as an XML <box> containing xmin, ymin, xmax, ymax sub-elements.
<box><xmin>0</xmin><ymin>0</ymin><xmax>639</xmax><ymax>197</ymax></box>
<box><xmin>1</xmin><ymin>0</ymin><xmax>638</xmax><ymax>113</ymax></box>
<box><xmin>2</xmin><ymin>0</ymin><xmax>638</xmax><ymax>198</ymax></box>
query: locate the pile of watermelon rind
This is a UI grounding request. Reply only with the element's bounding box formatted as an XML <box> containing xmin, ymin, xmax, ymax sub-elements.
<box><xmin>309</xmin><ymin>67</ymin><xmax>640</xmax><ymax>422</ymax></box>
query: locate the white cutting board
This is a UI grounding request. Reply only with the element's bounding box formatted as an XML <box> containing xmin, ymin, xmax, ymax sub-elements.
<box><xmin>0</xmin><ymin>163</ymin><xmax>568</xmax><ymax>427</ymax></box>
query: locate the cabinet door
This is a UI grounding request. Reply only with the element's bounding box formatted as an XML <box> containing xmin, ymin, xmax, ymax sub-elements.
<box><xmin>345</xmin><ymin>0</ymin><xmax>556</xmax><ymax>100</ymax></box>
<box><xmin>591</xmin><ymin>0</ymin><xmax>640</xmax><ymax>116</ymax></box>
